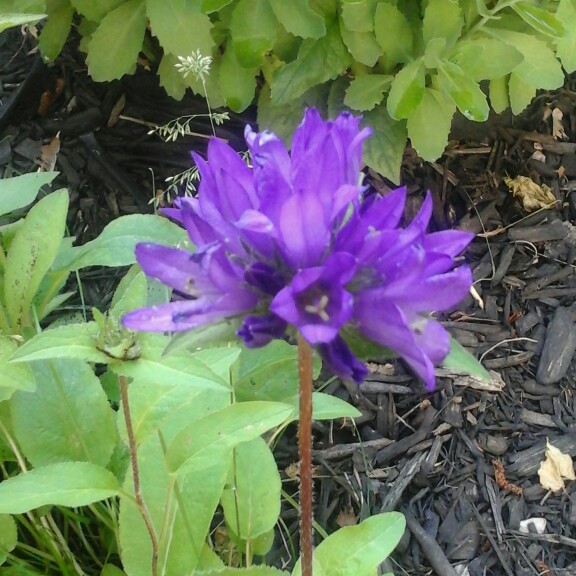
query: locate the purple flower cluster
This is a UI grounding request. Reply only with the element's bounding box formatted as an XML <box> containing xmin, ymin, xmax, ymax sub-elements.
<box><xmin>123</xmin><ymin>109</ymin><xmax>473</xmax><ymax>389</ymax></box>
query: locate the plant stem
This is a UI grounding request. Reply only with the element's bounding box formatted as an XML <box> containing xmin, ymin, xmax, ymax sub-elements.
<box><xmin>297</xmin><ymin>333</ymin><xmax>314</xmax><ymax>576</ymax></box>
<box><xmin>119</xmin><ymin>375</ymin><xmax>159</xmax><ymax>576</ymax></box>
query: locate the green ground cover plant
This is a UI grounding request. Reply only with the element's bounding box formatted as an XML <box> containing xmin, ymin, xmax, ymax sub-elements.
<box><xmin>3</xmin><ymin>0</ymin><xmax>575</xmax><ymax>181</ymax></box>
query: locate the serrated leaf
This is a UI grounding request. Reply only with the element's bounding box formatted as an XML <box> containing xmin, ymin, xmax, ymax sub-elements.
<box><xmin>423</xmin><ymin>0</ymin><xmax>463</xmax><ymax>46</ymax></box>
<box><xmin>10</xmin><ymin>359</ymin><xmax>117</xmax><ymax>467</ymax></box>
<box><xmin>340</xmin><ymin>28</ymin><xmax>382</xmax><ymax>67</ymax></box>
<box><xmin>53</xmin><ymin>214</ymin><xmax>188</xmax><ymax>271</ymax></box>
<box><xmin>221</xmin><ymin>438</ymin><xmax>281</xmax><ymax>541</ymax></box>
<box><xmin>489</xmin><ymin>75</ymin><xmax>509</xmax><ymax>113</ymax></box>
<box><xmin>271</xmin><ymin>22</ymin><xmax>350</xmax><ymax>105</ymax></box>
<box><xmin>386</xmin><ymin>59</ymin><xmax>425</xmax><ymax>120</ymax></box>
<box><xmin>157</xmin><ymin>53</ymin><xmax>187</xmax><ymax>100</ymax></box>
<box><xmin>38</xmin><ymin>0</ymin><xmax>73</xmax><ymax>60</ymax></box>
<box><xmin>0</xmin><ymin>514</ymin><xmax>17</xmax><ymax>565</ymax></box>
<box><xmin>0</xmin><ymin>172</ymin><xmax>56</xmax><ymax>217</ymax></box>
<box><xmin>450</xmin><ymin>37</ymin><xmax>523</xmax><ymax>81</ymax></box>
<box><xmin>508</xmin><ymin>71</ymin><xmax>536</xmax><ymax>115</ymax></box>
<box><xmin>363</xmin><ymin>104</ymin><xmax>407</xmax><ymax>184</ymax></box>
<box><xmin>344</xmin><ymin>74</ymin><xmax>392</xmax><ymax>111</ymax></box>
<box><xmin>270</xmin><ymin>0</ymin><xmax>325</xmax><ymax>38</ymax></box>
<box><xmin>231</xmin><ymin>0</ymin><xmax>278</xmax><ymax>68</ymax></box>
<box><xmin>512</xmin><ymin>1</ymin><xmax>565</xmax><ymax>37</ymax></box>
<box><xmin>69</xmin><ymin>0</ymin><xmax>125</xmax><ymax>21</ymax></box>
<box><xmin>340</xmin><ymin>0</ymin><xmax>378</xmax><ymax>32</ymax></box>
<box><xmin>437</xmin><ymin>61</ymin><xmax>489</xmax><ymax>121</ymax></box>
<box><xmin>86</xmin><ymin>0</ymin><xmax>146</xmax><ymax>81</ymax></box>
<box><xmin>0</xmin><ymin>337</ymin><xmax>35</xmax><ymax>403</ymax></box>
<box><xmin>110</xmin><ymin>266</ymin><xmax>148</xmax><ymax>321</ymax></box>
<box><xmin>0</xmin><ymin>13</ymin><xmax>46</xmax><ymax>33</ymax></box>
<box><xmin>4</xmin><ymin>189</ymin><xmax>68</xmax><ymax>331</ymax></box>
<box><xmin>407</xmin><ymin>88</ymin><xmax>455</xmax><ymax>161</ymax></box>
<box><xmin>443</xmin><ymin>337</ymin><xmax>491</xmax><ymax>380</ymax></box>
<box><xmin>220</xmin><ymin>46</ymin><xmax>257</xmax><ymax>112</ymax></box>
<box><xmin>0</xmin><ymin>462</ymin><xmax>119</xmax><ymax>513</ymax></box>
<box><xmin>374</xmin><ymin>2</ymin><xmax>413</xmax><ymax>68</ymax></box>
<box><xmin>147</xmin><ymin>0</ymin><xmax>214</xmax><ymax>58</ymax></box>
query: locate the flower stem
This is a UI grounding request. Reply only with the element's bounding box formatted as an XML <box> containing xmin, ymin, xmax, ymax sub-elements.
<box><xmin>297</xmin><ymin>333</ymin><xmax>314</xmax><ymax>576</ymax></box>
<box><xmin>119</xmin><ymin>375</ymin><xmax>159</xmax><ymax>576</ymax></box>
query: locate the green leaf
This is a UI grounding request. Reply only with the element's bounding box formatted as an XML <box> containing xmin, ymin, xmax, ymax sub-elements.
<box><xmin>284</xmin><ymin>392</ymin><xmax>361</xmax><ymax>421</ymax></box>
<box><xmin>443</xmin><ymin>337</ymin><xmax>491</xmax><ymax>380</ymax></box>
<box><xmin>86</xmin><ymin>0</ymin><xmax>146</xmax><ymax>81</ymax></box>
<box><xmin>100</xmin><ymin>565</ymin><xmax>126</xmax><ymax>576</ymax></box>
<box><xmin>221</xmin><ymin>438</ymin><xmax>281</xmax><ymax>542</ymax></box>
<box><xmin>340</xmin><ymin>28</ymin><xmax>382</xmax><ymax>67</ymax></box>
<box><xmin>195</xmin><ymin>569</ymin><xmax>288</xmax><ymax>576</ymax></box>
<box><xmin>386</xmin><ymin>58</ymin><xmax>425</xmax><ymax>120</ymax></box>
<box><xmin>450</xmin><ymin>37</ymin><xmax>523</xmax><ymax>81</ymax></box>
<box><xmin>110</xmin><ymin>266</ymin><xmax>148</xmax><ymax>321</ymax></box>
<box><xmin>0</xmin><ymin>514</ymin><xmax>17</xmax><ymax>565</ymax></box>
<box><xmin>270</xmin><ymin>0</ymin><xmax>325</xmax><ymax>38</ymax></box>
<box><xmin>374</xmin><ymin>2</ymin><xmax>413</xmax><ymax>67</ymax></box>
<box><xmin>422</xmin><ymin>0</ymin><xmax>463</xmax><ymax>46</ymax></box>
<box><xmin>512</xmin><ymin>2</ymin><xmax>565</xmax><ymax>37</ymax></box>
<box><xmin>10</xmin><ymin>322</ymin><xmax>111</xmax><ymax>364</ymax></box>
<box><xmin>363</xmin><ymin>104</ymin><xmax>407</xmax><ymax>185</ymax></box>
<box><xmin>489</xmin><ymin>28</ymin><xmax>564</xmax><ymax>90</ymax></box>
<box><xmin>340</xmin><ymin>0</ymin><xmax>378</xmax><ymax>32</ymax></box>
<box><xmin>489</xmin><ymin>75</ymin><xmax>509</xmax><ymax>113</ymax></box>
<box><xmin>165</xmin><ymin>401</ymin><xmax>293</xmax><ymax>473</ymax></box>
<box><xmin>53</xmin><ymin>214</ymin><xmax>187</xmax><ymax>271</ymax></box>
<box><xmin>147</xmin><ymin>0</ymin><xmax>214</xmax><ymax>58</ymax></box>
<box><xmin>0</xmin><ymin>462</ymin><xmax>119</xmax><ymax>513</ymax></box>
<box><xmin>0</xmin><ymin>13</ymin><xmax>46</xmax><ymax>33</ymax></box>
<box><xmin>231</xmin><ymin>0</ymin><xmax>278</xmax><ymax>68</ymax></box>
<box><xmin>38</xmin><ymin>0</ymin><xmax>73</xmax><ymax>60</ymax></box>
<box><xmin>4</xmin><ymin>189</ymin><xmax>67</xmax><ymax>331</ymax></box>
<box><xmin>344</xmin><ymin>74</ymin><xmax>392</xmax><ymax>111</ymax></box>
<box><xmin>220</xmin><ymin>46</ymin><xmax>257</xmax><ymax>112</ymax></box>
<box><xmin>157</xmin><ymin>53</ymin><xmax>187</xmax><ymax>100</ymax></box>
<box><xmin>437</xmin><ymin>61</ymin><xmax>489</xmax><ymax>121</ymax></box>
<box><xmin>508</xmin><ymin>71</ymin><xmax>536</xmax><ymax>115</ymax></box>
<box><xmin>69</xmin><ymin>0</ymin><xmax>124</xmax><ymax>21</ymax></box>
<box><xmin>202</xmin><ymin>0</ymin><xmax>234</xmax><ymax>11</ymax></box>
<box><xmin>0</xmin><ymin>337</ymin><xmax>35</xmax><ymax>403</ymax></box>
<box><xmin>10</xmin><ymin>359</ymin><xmax>117</xmax><ymax>467</ymax></box>
<box><xmin>555</xmin><ymin>0</ymin><xmax>576</xmax><ymax>73</ymax></box>
<box><xmin>0</xmin><ymin>172</ymin><xmax>56</xmax><ymax>217</ymax></box>
<box><xmin>271</xmin><ymin>21</ymin><xmax>351</xmax><ymax>105</ymax></box>
<box><xmin>407</xmin><ymin>87</ymin><xmax>455</xmax><ymax>161</ymax></box>
<box><xmin>292</xmin><ymin>512</ymin><xmax>406</xmax><ymax>576</ymax></box>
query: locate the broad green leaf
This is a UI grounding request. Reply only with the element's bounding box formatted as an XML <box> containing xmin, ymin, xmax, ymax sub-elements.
<box><xmin>164</xmin><ymin>317</ymin><xmax>242</xmax><ymax>355</ymax></box>
<box><xmin>293</xmin><ymin>512</ymin><xmax>406</xmax><ymax>576</ymax></box>
<box><xmin>512</xmin><ymin>2</ymin><xmax>564</xmax><ymax>37</ymax></box>
<box><xmin>407</xmin><ymin>88</ymin><xmax>455</xmax><ymax>161</ymax></box>
<box><xmin>10</xmin><ymin>359</ymin><xmax>117</xmax><ymax>467</ymax></box>
<box><xmin>508</xmin><ymin>72</ymin><xmax>536</xmax><ymax>115</ymax></box>
<box><xmin>374</xmin><ymin>2</ymin><xmax>413</xmax><ymax>68</ymax></box>
<box><xmin>437</xmin><ymin>61</ymin><xmax>489</xmax><ymax>121</ymax></box>
<box><xmin>422</xmin><ymin>0</ymin><xmax>463</xmax><ymax>46</ymax></box>
<box><xmin>0</xmin><ymin>462</ymin><xmax>119</xmax><ymax>513</ymax></box>
<box><xmin>157</xmin><ymin>53</ymin><xmax>187</xmax><ymax>100</ymax></box>
<box><xmin>423</xmin><ymin>38</ymin><xmax>447</xmax><ymax>69</ymax></box>
<box><xmin>450</xmin><ymin>37</ymin><xmax>523</xmax><ymax>81</ymax></box>
<box><xmin>555</xmin><ymin>0</ymin><xmax>576</xmax><ymax>73</ymax></box>
<box><xmin>100</xmin><ymin>565</ymin><xmax>126</xmax><ymax>576</ymax></box>
<box><xmin>119</xmin><ymin>436</ymin><xmax>229</xmax><ymax>575</ymax></box>
<box><xmin>0</xmin><ymin>514</ymin><xmax>17</xmax><ymax>565</ymax></box>
<box><xmin>110</xmin><ymin>266</ymin><xmax>147</xmax><ymax>321</ymax></box>
<box><xmin>38</xmin><ymin>0</ymin><xmax>73</xmax><ymax>60</ymax></box>
<box><xmin>53</xmin><ymin>214</ymin><xmax>188</xmax><ymax>271</ymax></box>
<box><xmin>4</xmin><ymin>189</ymin><xmax>68</xmax><ymax>331</ymax></box>
<box><xmin>221</xmin><ymin>438</ymin><xmax>281</xmax><ymax>541</ymax></box>
<box><xmin>147</xmin><ymin>0</ymin><xmax>214</xmax><ymax>58</ymax></box>
<box><xmin>194</xmin><ymin>568</ymin><xmax>288</xmax><ymax>576</ymax></box>
<box><xmin>340</xmin><ymin>0</ymin><xmax>378</xmax><ymax>32</ymax></box>
<box><xmin>165</xmin><ymin>401</ymin><xmax>293</xmax><ymax>473</ymax></box>
<box><xmin>386</xmin><ymin>59</ymin><xmax>425</xmax><ymax>120</ymax></box>
<box><xmin>202</xmin><ymin>0</ymin><xmax>234</xmax><ymax>12</ymax></box>
<box><xmin>234</xmin><ymin>340</ymin><xmax>320</xmax><ymax>403</ymax></box>
<box><xmin>69</xmin><ymin>0</ymin><xmax>124</xmax><ymax>21</ymax></box>
<box><xmin>86</xmin><ymin>0</ymin><xmax>146</xmax><ymax>81</ymax></box>
<box><xmin>10</xmin><ymin>322</ymin><xmax>111</xmax><ymax>364</ymax></box>
<box><xmin>220</xmin><ymin>46</ymin><xmax>257</xmax><ymax>112</ymax></box>
<box><xmin>344</xmin><ymin>74</ymin><xmax>392</xmax><ymax>111</ymax></box>
<box><xmin>271</xmin><ymin>22</ymin><xmax>351</xmax><ymax>105</ymax></box>
<box><xmin>0</xmin><ymin>172</ymin><xmax>56</xmax><ymax>217</ymax></box>
<box><xmin>231</xmin><ymin>0</ymin><xmax>278</xmax><ymax>68</ymax></box>
<box><xmin>340</xmin><ymin>28</ymin><xmax>382</xmax><ymax>67</ymax></box>
<box><xmin>0</xmin><ymin>336</ymin><xmax>35</xmax><ymax>403</ymax></box>
<box><xmin>443</xmin><ymin>337</ymin><xmax>490</xmax><ymax>380</ymax></box>
<box><xmin>489</xmin><ymin>75</ymin><xmax>509</xmax><ymax>113</ymax></box>
<box><xmin>363</xmin><ymin>104</ymin><xmax>407</xmax><ymax>185</ymax></box>
<box><xmin>110</xmin><ymin>332</ymin><xmax>230</xmax><ymax>391</ymax></box>
<box><xmin>284</xmin><ymin>392</ymin><xmax>361</xmax><ymax>421</ymax></box>
<box><xmin>270</xmin><ymin>0</ymin><xmax>325</xmax><ymax>38</ymax></box>
<box><xmin>489</xmin><ymin>28</ymin><xmax>564</xmax><ymax>90</ymax></box>
<box><xmin>0</xmin><ymin>13</ymin><xmax>45</xmax><ymax>33</ymax></box>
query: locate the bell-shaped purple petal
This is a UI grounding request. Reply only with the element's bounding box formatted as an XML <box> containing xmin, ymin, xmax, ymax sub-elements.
<box><xmin>237</xmin><ymin>314</ymin><xmax>287</xmax><ymax>348</ymax></box>
<box><xmin>317</xmin><ymin>336</ymin><xmax>368</xmax><ymax>384</ymax></box>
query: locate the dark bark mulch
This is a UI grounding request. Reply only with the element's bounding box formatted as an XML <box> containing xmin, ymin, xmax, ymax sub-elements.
<box><xmin>2</xmin><ymin>26</ymin><xmax>576</xmax><ymax>576</ymax></box>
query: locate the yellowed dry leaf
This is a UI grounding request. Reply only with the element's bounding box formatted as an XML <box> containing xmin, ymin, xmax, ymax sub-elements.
<box><xmin>37</xmin><ymin>132</ymin><xmax>60</xmax><ymax>172</ymax></box>
<box><xmin>503</xmin><ymin>176</ymin><xmax>556</xmax><ymax>212</ymax></box>
<box><xmin>552</xmin><ymin>108</ymin><xmax>567</xmax><ymax>140</ymax></box>
<box><xmin>538</xmin><ymin>439</ymin><xmax>576</xmax><ymax>492</ymax></box>
<box><xmin>336</xmin><ymin>505</ymin><xmax>357</xmax><ymax>528</ymax></box>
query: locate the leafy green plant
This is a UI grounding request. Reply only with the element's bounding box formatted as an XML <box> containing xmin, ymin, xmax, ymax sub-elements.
<box><xmin>6</xmin><ymin>0</ymin><xmax>573</xmax><ymax>181</ymax></box>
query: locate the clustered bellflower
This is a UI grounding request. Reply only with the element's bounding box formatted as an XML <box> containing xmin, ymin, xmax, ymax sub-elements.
<box><xmin>122</xmin><ymin>109</ymin><xmax>473</xmax><ymax>389</ymax></box>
